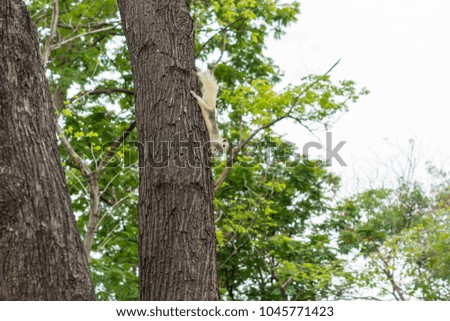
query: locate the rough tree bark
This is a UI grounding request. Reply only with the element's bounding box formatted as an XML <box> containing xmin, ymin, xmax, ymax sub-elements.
<box><xmin>117</xmin><ymin>0</ymin><xmax>219</xmax><ymax>300</ymax></box>
<box><xmin>0</xmin><ymin>0</ymin><xmax>95</xmax><ymax>300</ymax></box>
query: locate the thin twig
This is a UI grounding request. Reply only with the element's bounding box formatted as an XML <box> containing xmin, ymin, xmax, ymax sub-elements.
<box><xmin>212</xmin><ymin>30</ymin><xmax>228</xmax><ymax>74</ymax></box>
<box><xmin>96</xmin><ymin>188</ymin><xmax>137</xmax><ymax>229</ymax></box>
<box><xmin>379</xmin><ymin>253</ymin><xmax>406</xmax><ymax>301</ymax></box>
<box><xmin>51</xmin><ymin>25</ymin><xmax>117</xmax><ymax>51</ymax></box>
<box><xmin>197</xmin><ymin>18</ymin><xmax>244</xmax><ymax>56</ymax></box>
<box><xmin>69</xmin><ymin>87</ymin><xmax>134</xmax><ymax>104</ymax></box>
<box><xmin>42</xmin><ymin>0</ymin><xmax>59</xmax><ymax>67</ymax></box>
<box><xmin>67</xmin><ymin>169</ymin><xmax>88</xmax><ymax>196</ymax></box>
<box><xmin>100</xmin><ymin>161</ymin><xmax>137</xmax><ymax>198</ymax></box>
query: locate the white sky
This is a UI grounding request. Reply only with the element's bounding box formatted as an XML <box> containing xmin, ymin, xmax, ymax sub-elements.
<box><xmin>266</xmin><ymin>0</ymin><xmax>450</xmax><ymax>192</ymax></box>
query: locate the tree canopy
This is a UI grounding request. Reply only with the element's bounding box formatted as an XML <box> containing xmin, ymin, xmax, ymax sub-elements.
<box><xmin>24</xmin><ymin>0</ymin><xmax>447</xmax><ymax>301</ymax></box>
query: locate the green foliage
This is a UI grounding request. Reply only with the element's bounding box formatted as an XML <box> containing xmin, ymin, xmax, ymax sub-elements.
<box><xmin>331</xmin><ymin>168</ymin><xmax>450</xmax><ymax>300</ymax></box>
<box><xmin>215</xmin><ymin>150</ymin><xmax>355</xmax><ymax>300</ymax></box>
<box><xmin>192</xmin><ymin>0</ymin><xmax>300</xmax><ymax>83</ymax></box>
<box><xmin>91</xmin><ymin>219</ymin><xmax>139</xmax><ymax>300</ymax></box>
<box><xmin>28</xmin><ymin>0</ymin><xmax>368</xmax><ymax>300</ymax></box>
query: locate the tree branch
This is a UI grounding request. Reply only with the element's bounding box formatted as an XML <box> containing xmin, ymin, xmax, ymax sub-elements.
<box><xmin>84</xmin><ymin>173</ymin><xmax>100</xmax><ymax>261</ymax></box>
<box><xmin>214</xmin><ymin>59</ymin><xmax>341</xmax><ymax>192</ymax></box>
<box><xmin>69</xmin><ymin>87</ymin><xmax>134</xmax><ymax>104</ymax></box>
<box><xmin>197</xmin><ymin>18</ymin><xmax>244</xmax><ymax>56</ymax></box>
<box><xmin>41</xmin><ymin>0</ymin><xmax>59</xmax><ymax>67</ymax></box>
<box><xmin>379</xmin><ymin>254</ymin><xmax>406</xmax><ymax>301</ymax></box>
<box><xmin>55</xmin><ymin>85</ymin><xmax>135</xmax><ymax>259</ymax></box>
<box><xmin>291</xmin><ymin>58</ymin><xmax>341</xmax><ymax>109</ymax></box>
<box><xmin>51</xmin><ymin>25</ymin><xmax>117</xmax><ymax>51</ymax></box>
<box><xmin>212</xmin><ymin>29</ymin><xmax>228</xmax><ymax>74</ymax></box>
<box><xmin>56</xmin><ymin>125</ymin><xmax>91</xmax><ymax>177</ymax></box>
<box><xmin>281</xmin><ymin>276</ymin><xmax>294</xmax><ymax>292</ymax></box>
<box><xmin>214</xmin><ymin>115</ymin><xmax>287</xmax><ymax>193</ymax></box>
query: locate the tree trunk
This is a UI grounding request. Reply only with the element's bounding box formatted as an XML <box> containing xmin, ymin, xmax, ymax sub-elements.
<box><xmin>117</xmin><ymin>0</ymin><xmax>219</xmax><ymax>300</ymax></box>
<box><xmin>0</xmin><ymin>0</ymin><xmax>95</xmax><ymax>300</ymax></box>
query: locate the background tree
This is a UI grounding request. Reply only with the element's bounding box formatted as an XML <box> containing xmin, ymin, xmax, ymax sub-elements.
<box><xmin>331</xmin><ymin>142</ymin><xmax>450</xmax><ymax>300</ymax></box>
<box><xmin>0</xmin><ymin>0</ymin><xmax>94</xmax><ymax>300</ymax></box>
<box><xmin>27</xmin><ymin>0</ymin><xmax>139</xmax><ymax>299</ymax></box>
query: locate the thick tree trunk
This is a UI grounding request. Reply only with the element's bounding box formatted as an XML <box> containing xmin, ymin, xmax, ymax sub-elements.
<box><xmin>0</xmin><ymin>0</ymin><xmax>95</xmax><ymax>300</ymax></box>
<box><xmin>117</xmin><ymin>1</ymin><xmax>219</xmax><ymax>300</ymax></box>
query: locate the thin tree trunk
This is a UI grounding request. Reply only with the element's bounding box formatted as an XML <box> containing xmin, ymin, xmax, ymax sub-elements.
<box><xmin>83</xmin><ymin>173</ymin><xmax>100</xmax><ymax>260</ymax></box>
<box><xmin>117</xmin><ymin>0</ymin><xmax>219</xmax><ymax>300</ymax></box>
<box><xmin>0</xmin><ymin>0</ymin><xmax>95</xmax><ymax>300</ymax></box>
